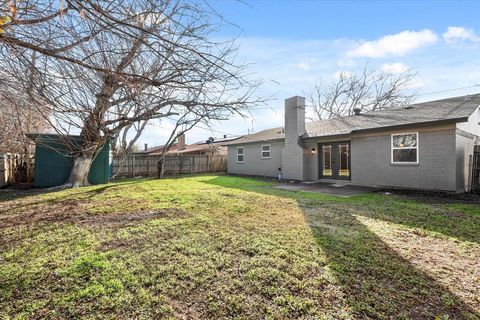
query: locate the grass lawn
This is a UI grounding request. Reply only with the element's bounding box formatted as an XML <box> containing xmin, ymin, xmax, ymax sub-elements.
<box><xmin>1</xmin><ymin>174</ymin><xmax>479</xmax><ymax>319</ymax></box>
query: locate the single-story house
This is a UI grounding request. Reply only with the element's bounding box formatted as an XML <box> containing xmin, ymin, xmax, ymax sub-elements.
<box><xmin>138</xmin><ymin>134</ymin><xmax>240</xmax><ymax>156</ymax></box>
<box><xmin>226</xmin><ymin>94</ymin><xmax>480</xmax><ymax>193</ymax></box>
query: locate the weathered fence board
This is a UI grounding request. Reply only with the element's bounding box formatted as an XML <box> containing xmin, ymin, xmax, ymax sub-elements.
<box><xmin>0</xmin><ymin>153</ymin><xmax>35</xmax><ymax>186</ymax></box>
<box><xmin>112</xmin><ymin>154</ymin><xmax>226</xmax><ymax>177</ymax></box>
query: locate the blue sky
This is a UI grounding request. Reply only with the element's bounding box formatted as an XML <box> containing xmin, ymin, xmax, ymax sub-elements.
<box><xmin>212</xmin><ymin>1</ymin><xmax>480</xmax><ymax>39</ymax></box>
<box><xmin>141</xmin><ymin>0</ymin><xmax>480</xmax><ymax>147</ymax></box>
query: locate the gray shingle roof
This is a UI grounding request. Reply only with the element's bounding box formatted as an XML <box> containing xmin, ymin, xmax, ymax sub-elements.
<box><xmin>227</xmin><ymin>94</ymin><xmax>480</xmax><ymax>145</ymax></box>
<box><xmin>223</xmin><ymin>127</ymin><xmax>285</xmax><ymax>145</ymax></box>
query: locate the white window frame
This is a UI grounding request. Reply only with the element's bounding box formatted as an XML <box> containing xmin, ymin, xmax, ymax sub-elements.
<box><xmin>261</xmin><ymin>144</ymin><xmax>271</xmax><ymax>159</ymax></box>
<box><xmin>391</xmin><ymin>132</ymin><xmax>419</xmax><ymax>164</ymax></box>
<box><xmin>237</xmin><ymin>147</ymin><xmax>244</xmax><ymax>163</ymax></box>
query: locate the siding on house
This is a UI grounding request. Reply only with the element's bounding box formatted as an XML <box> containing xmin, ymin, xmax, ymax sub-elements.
<box><xmin>350</xmin><ymin>125</ymin><xmax>457</xmax><ymax>191</ymax></box>
<box><xmin>227</xmin><ymin>141</ymin><xmax>283</xmax><ymax>178</ymax></box>
<box><xmin>227</xmin><ymin>123</ymin><xmax>479</xmax><ymax>192</ymax></box>
<box><xmin>455</xmin><ymin>108</ymin><xmax>480</xmax><ymax>191</ymax></box>
<box><xmin>455</xmin><ymin>132</ymin><xmax>475</xmax><ymax>192</ymax></box>
<box><xmin>457</xmin><ymin>107</ymin><xmax>480</xmax><ymax>136</ymax></box>
<box><xmin>303</xmin><ymin>140</ymin><xmax>318</xmax><ymax>181</ymax></box>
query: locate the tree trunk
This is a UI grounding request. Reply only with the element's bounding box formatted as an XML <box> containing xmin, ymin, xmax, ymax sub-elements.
<box><xmin>65</xmin><ymin>156</ymin><xmax>93</xmax><ymax>187</ymax></box>
<box><xmin>160</xmin><ymin>153</ymin><xmax>167</xmax><ymax>178</ymax></box>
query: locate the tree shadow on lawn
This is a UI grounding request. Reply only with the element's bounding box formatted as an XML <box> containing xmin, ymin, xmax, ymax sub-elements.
<box><xmin>2</xmin><ymin>178</ymin><xmax>153</xmax><ymax>200</ymax></box>
<box><xmin>204</xmin><ymin>176</ymin><xmax>480</xmax><ymax>319</ymax></box>
<box><xmin>0</xmin><ymin>179</ymin><xmax>146</xmax><ymax>211</ymax></box>
<box><xmin>0</xmin><ymin>180</ymin><xmax>150</xmax><ymax>230</ymax></box>
<box><xmin>205</xmin><ymin>176</ymin><xmax>480</xmax><ymax>244</ymax></box>
<box><xmin>349</xmin><ymin>193</ymin><xmax>480</xmax><ymax>245</ymax></box>
<box><xmin>304</xmin><ymin>206</ymin><xmax>478</xmax><ymax>319</ymax></box>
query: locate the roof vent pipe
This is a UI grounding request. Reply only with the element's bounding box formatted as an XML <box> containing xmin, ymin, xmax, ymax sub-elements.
<box><xmin>353</xmin><ymin>107</ymin><xmax>361</xmax><ymax>115</ymax></box>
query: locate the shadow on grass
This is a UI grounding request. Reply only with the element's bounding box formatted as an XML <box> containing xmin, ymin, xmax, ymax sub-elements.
<box><xmin>0</xmin><ymin>180</ymin><xmax>148</xmax><ymax>228</ymax></box>
<box><xmin>204</xmin><ymin>175</ymin><xmax>479</xmax><ymax>319</ymax></box>
<box><xmin>206</xmin><ymin>175</ymin><xmax>480</xmax><ymax>244</ymax></box>
<box><xmin>343</xmin><ymin>194</ymin><xmax>480</xmax><ymax>245</ymax></box>
<box><xmin>305</xmin><ymin>206</ymin><xmax>477</xmax><ymax>319</ymax></box>
<box><xmin>0</xmin><ymin>178</ymin><xmax>150</xmax><ymax>202</ymax></box>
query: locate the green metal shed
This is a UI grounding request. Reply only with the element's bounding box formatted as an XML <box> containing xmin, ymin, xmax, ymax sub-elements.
<box><xmin>27</xmin><ymin>134</ymin><xmax>110</xmax><ymax>187</ymax></box>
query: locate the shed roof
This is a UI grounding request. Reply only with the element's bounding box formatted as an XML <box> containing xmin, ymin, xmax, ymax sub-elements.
<box><xmin>227</xmin><ymin>94</ymin><xmax>480</xmax><ymax>145</ymax></box>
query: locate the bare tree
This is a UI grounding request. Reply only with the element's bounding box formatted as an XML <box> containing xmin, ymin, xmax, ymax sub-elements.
<box><xmin>308</xmin><ymin>65</ymin><xmax>417</xmax><ymax>120</ymax></box>
<box><xmin>111</xmin><ymin>121</ymin><xmax>149</xmax><ymax>157</ymax></box>
<box><xmin>110</xmin><ymin>120</ymin><xmax>148</xmax><ymax>179</ymax></box>
<box><xmin>0</xmin><ymin>72</ymin><xmax>50</xmax><ymax>155</ymax></box>
<box><xmin>156</xmin><ymin>106</ymin><xmax>215</xmax><ymax>178</ymax></box>
<box><xmin>1</xmin><ymin>0</ymin><xmax>262</xmax><ymax>187</ymax></box>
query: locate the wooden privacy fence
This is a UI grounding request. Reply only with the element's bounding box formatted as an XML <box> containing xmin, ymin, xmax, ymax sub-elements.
<box><xmin>112</xmin><ymin>154</ymin><xmax>227</xmax><ymax>177</ymax></box>
<box><xmin>0</xmin><ymin>153</ymin><xmax>35</xmax><ymax>186</ymax></box>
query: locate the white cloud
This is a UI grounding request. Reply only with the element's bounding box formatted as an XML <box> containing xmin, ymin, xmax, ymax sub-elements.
<box><xmin>297</xmin><ymin>61</ymin><xmax>311</xmax><ymax>70</ymax></box>
<box><xmin>382</xmin><ymin>62</ymin><xmax>409</xmax><ymax>74</ymax></box>
<box><xmin>443</xmin><ymin>26</ymin><xmax>480</xmax><ymax>44</ymax></box>
<box><xmin>347</xmin><ymin>29</ymin><xmax>438</xmax><ymax>58</ymax></box>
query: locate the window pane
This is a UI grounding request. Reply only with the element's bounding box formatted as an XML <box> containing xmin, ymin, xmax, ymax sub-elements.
<box><xmin>262</xmin><ymin>145</ymin><xmax>270</xmax><ymax>151</ymax></box>
<box><xmin>393</xmin><ymin>134</ymin><xmax>417</xmax><ymax>148</ymax></box>
<box><xmin>237</xmin><ymin>148</ymin><xmax>243</xmax><ymax>155</ymax></box>
<box><xmin>339</xmin><ymin>144</ymin><xmax>350</xmax><ymax>177</ymax></box>
<box><xmin>237</xmin><ymin>155</ymin><xmax>244</xmax><ymax>162</ymax></box>
<box><xmin>322</xmin><ymin>145</ymin><xmax>332</xmax><ymax>176</ymax></box>
<box><xmin>393</xmin><ymin>149</ymin><xmax>417</xmax><ymax>162</ymax></box>
<box><xmin>262</xmin><ymin>151</ymin><xmax>270</xmax><ymax>158</ymax></box>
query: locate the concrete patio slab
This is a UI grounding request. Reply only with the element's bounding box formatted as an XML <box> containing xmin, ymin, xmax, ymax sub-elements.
<box><xmin>274</xmin><ymin>181</ymin><xmax>378</xmax><ymax>197</ymax></box>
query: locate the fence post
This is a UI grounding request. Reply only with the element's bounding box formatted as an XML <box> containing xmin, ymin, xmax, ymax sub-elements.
<box><xmin>179</xmin><ymin>154</ymin><xmax>182</xmax><ymax>175</ymax></box>
<box><xmin>132</xmin><ymin>154</ymin><xmax>136</xmax><ymax>177</ymax></box>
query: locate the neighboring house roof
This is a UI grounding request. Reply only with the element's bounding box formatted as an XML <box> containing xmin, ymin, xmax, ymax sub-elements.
<box><xmin>227</xmin><ymin>94</ymin><xmax>480</xmax><ymax>145</ymax></box>
<box><xmin>148</xmin><ymin>141</ymin><xmax>211</xmax><ymax>155</ymax></box>
<box><xmin>135</xmin><ymin>143</ymin><xmax>178</xmax><ymax>154</ymax></box>
<box><xmin>139</xmin><ymin>135</ymin><xmax>242</xmax><ymax>155</ymax></box>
